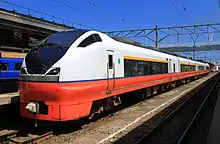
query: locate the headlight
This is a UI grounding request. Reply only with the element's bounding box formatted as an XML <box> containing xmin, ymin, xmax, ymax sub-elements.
<box><xmin>20</xmin><ymin>67</ymin><xmax>27</xmax><ymax>74</ymax></box>
<box><xmin>46</xmin><ymin>68</ymin><xmax>60</xmax><ymax>75</ymax></box>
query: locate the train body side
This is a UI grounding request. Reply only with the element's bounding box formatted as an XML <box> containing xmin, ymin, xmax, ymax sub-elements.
<box><xmin>19</xmin><ymin>30</ymin><xmax>210</xmax><ymax>121</ymax></box>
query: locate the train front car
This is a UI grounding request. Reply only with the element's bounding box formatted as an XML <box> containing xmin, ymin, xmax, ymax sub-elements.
<box><xmin>19</xmin><ymin>29</ymin><xmax>107</xmax><ymax>121</ymax></box>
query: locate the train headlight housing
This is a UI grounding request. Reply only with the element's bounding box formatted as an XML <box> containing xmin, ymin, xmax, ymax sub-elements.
<box><xmin>26</xmin><ymin>102</ymin><xmax>39</xmax><ymax>113</ymax></box>
<box><xmin>20</xmin><ymin>67</ymin><xmax>27</xmax><ymax>75</ymax></box>
<box><xmin>46</xmin><ymin>68</ymin><xmax>60</xmax><ymax>75</ymax></box>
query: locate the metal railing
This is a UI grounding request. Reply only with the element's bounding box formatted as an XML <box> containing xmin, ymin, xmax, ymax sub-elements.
<box><xmin>0</xmin><ymin>0</ymin><xmax>97</xmax><ymax>30</ymax></box>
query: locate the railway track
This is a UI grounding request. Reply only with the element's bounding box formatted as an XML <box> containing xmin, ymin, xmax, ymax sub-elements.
<box><xmin>0</xmin><ymin>74</ymin><xmax>217</xmax><ymax>144</ymax></box>
<box><xmin>0</xmin><ymin>129</ymin><xmax>53</xmax><ymax>144</ymax></box>
<box><xmin>131</xmin><ymin>73</ymin><xmax>220</xmax><ymax>144</ymax></box>
<box><xmin>0</xmin><ymin>79</ymin><xmax>18</xmax><ymax>94</ymax></box>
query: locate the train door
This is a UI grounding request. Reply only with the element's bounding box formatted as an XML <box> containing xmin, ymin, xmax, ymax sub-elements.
<box><xmin>106</xmin><ymin>50</ymin><xmax>115</xmax><ymax>94</ymax></box>
<box><xmin>168</xmin><ymin>59</ymin><xmax>173</xmax><ymax>73</ymax></box>
<box><xmin>177</xmin><ymin>58</ymin><xmax>180</xmax><ymax>72</ymax></box>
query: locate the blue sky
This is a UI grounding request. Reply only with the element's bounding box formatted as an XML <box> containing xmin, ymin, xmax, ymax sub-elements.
<box><xmin>2</xmin><ymin>0</ymin><xmax>219</xmax><ymax>31</ymax></box>
<box><xmin>0</xmin><ymin>0</ymin><xmax>220</xmax><ymax>63</ymax></box>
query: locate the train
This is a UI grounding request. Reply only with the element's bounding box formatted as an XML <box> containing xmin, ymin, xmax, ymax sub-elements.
<box><xmin>214</xmin><ymin>65</ymin><xmax>220</xmax><ymax>71</ymax></box>
<box><xmin>19</xmin><ymin>29</ymin><xmax>209</xmax><ymax>122</ymax></box>
<box><xmin>0</xmin><ymin>51</ymin><xmax>25</xmax><ymax>93</ymax></box>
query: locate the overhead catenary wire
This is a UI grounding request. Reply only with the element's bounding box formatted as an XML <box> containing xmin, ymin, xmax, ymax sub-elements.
<box><xmin>49</xmin><ymin>0</ymin><xmax>83</xmax><ymax>12</ymax></box>
<box><xmin>48</xmin><ymin>0</ymin><xmax>99</xmax><ymax>30</ymax></box>
<box><xmin>166</xmin><ymin>0</ymin><xmax>220</xmax><ymax>62</ymax></box>
<box><xmin>167</xmin><ymin>0</ymin><xmax>220</xmax><ymax>25</ymax></box>
<box><xmin>167</xmin><ymin>0</ymin><xmax>210</xmax><ymax>47</ymax></box>
<box><xmin>0</xmin><ymin>0</ymin><xmax>98</xmax><ymax>30</ymax></box>
<box><xmin>191</xmin><ymin>8</ymin><xmax>219</xmax><ymax>24</ymax></box>
<box><xmin>167</xmin><ymin>0</ymin><xmax>189</xmax><ymax>25</ymax></box>
<box><xmin>203</xmin><ymin>12</ymin><xmax>220</xmax><ymax>24</ymax></box>
<box><xmin>181</xmin><ymin>3</ymin><xmax>192</xmax><ymax>17</ymax></box>
<box><xmin>49</xmin><ymin>0</ymin><xmax>128</xmax><ymax>28</ymax></box>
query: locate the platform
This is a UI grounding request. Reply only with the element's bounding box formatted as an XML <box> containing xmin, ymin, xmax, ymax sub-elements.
<box><xmin>43</xmin><ymin>73</ymin><xmax>217</xmax><ymax>144</ymax></box>
<box><xmin>0</xmin><ymin>92</ymin><xmax>19</xmax><ymax>105</ymax></box>
<box><xmin>206</xmin><ymin>83</ymin><xmax>220</xmax><ymax>144</ymax></box>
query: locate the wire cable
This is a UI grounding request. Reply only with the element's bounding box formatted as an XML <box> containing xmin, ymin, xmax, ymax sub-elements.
<box><xmin>49</xmin><ymin>0</ymin><xmax>82</xmax><ymax>12</ymax></box>
<box><xmin>167</xmin><ymin>0</ymin><xmax>189</xmax><ymax>25</ymax></box>
<box><xmin>48</xmin><ymin>0</ymin><xmax>99</xmax><ymax>30</ymax></box>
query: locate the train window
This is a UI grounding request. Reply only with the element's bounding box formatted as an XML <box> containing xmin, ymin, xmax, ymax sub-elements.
<box><xmin>144</xmin><ymin>61</ymin><xmax>151</xmax><ymax>75</ymax></box>
<box><xmin>198</xmin><ymin>66</ymin><xmax>205</xmax><ymax>70</ymax></box>
<box><xmin>124</xmin><ymin>59</ymin><xmax>137</xmax><ymax>76</ymax></box>
<box><xmin>108</xmin><ymin>55</ymin><xmax>113</xmax><ymax>69</ymax></box>
<box><xmin>173</xmin><ymin>64</ymin><xmax>175</xmax><ymax>72</ymax></box>
<box><xmin>180</xmin><ymin>65</ymin><xmax>184</xmax><ymax>72</ymax></box>
<box><xmin>190</xmin><ymin>66</ymin><xmax>196</xmax><ymax>71</ymax></box>
<box><xmin>36</xmin><ymin>30</ymin><xmax>88</xmax><ymax>48</ymax></box>
<box><xmin>124</xmin><ymin>59</ymin><xmax>130</xmax><ymax>76</ymax></box>
<box><xmin>78</xmin><ymin>35</ymin><xmax>95</xmax><ymax>47</ymax></box>
<box><xmin>78</xmin><ymin>34</ymin><xmax>102</xmax><ymax>47</ymax></box>
<box><xmin>162</xmin><ymin>63</ymin><xmax>168</xmax><ymax>74</ymax></box>
<box><xmin>0</xmin><ymin>63</ymin><xmax>8</xmax><ymax>71</ymax></box>
<box><xmin>152</xmin><ymin>62</ymin><xmax>162</xmax><ymax>74</ymax></box>
<box><xmin>93</xmin><ymin>34</ymin><xmax>102</xmax><ymax>42</ymax></box>
<box><xmin>137</xmin><ymin>61</ymin><xmax>145</xmax><ymax>76</ymax></box>
<box><xmin>124</xmin><ymin>59</ymin><xmax>169</xmax><ymax>77</ymax></box>
<box><xmin>14</xmin><ymin>63</ymin><xmax>22</xmax><ymax>71</ymax></box>
<box><xmin>181</xmin><ymin>65</ymin><xmax>190</xmax><ymax>72</ymax></box>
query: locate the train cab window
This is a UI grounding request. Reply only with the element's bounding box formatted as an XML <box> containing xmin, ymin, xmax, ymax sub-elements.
<box><xmin>173</xmin><ymin>64</ymin><xmax>175</xmax><ymax>72</ymax></box>
<box><xmin>108</xmin><ymin>55</ymin><xmax>113</xmax><ymax>69</ymax></box>
<box><xmin>0</xmin><ymin>63</ymin><xmax>8</xmax><ymax>71</ymax></box>
<box><xmin>14</xmin><ymin>63</ymin><xmax>22</xmax><ymax>71</ymax></box>
<box><xmin>93</xmin><ymin>34</ymin><xmax>102</xmax><ymax>42</ymax></box>
<box><xmin>78</xmin><ymin>34</ymin><xmax>102</xmax><ymax>47</ymax></box>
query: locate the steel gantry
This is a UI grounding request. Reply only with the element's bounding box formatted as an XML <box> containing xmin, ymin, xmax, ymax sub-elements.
<box><xmin>104</xmin><ymin>23</ymin><xmax>220</xmax><ymax>51</ymax></box>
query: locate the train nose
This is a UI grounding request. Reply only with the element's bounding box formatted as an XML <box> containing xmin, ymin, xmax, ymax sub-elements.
<box><xmin>25</xmin><ymin>102</ymin><xmax>39</xmax><ymax>113</ymax></box>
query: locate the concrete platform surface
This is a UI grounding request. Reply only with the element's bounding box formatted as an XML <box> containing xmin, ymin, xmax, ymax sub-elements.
<box><xmin>0</xmin><ymin>92</ymin><xmax>19</xmax><ymax>105</ymax></box>
<box><xmin>206</xmin><ymin>83</ymin><xmax>220</xmax><ymax>144</ymax></box>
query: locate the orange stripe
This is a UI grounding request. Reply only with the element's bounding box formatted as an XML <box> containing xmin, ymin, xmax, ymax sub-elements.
<box><xmin>180</xmin><ymin>63</ymin><xmax>196</xmax><ymax>66</ymax></box>
<box><xmin>124</xmin><ymin>56</ymin><xmax>168</xmax><ymax>63</ymax></box>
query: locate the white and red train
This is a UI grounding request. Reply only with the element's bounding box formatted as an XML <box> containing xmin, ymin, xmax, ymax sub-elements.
<box><xmin>19</xmin><ymin>29</ymin><xmax>209</xmax><ymax>121</ymax></box>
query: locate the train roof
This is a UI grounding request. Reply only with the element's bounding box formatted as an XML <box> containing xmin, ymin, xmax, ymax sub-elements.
<box><xmin>110</xmin><ymin>36</ymin><xmax>209</xmax><ymax>66</ymax></box>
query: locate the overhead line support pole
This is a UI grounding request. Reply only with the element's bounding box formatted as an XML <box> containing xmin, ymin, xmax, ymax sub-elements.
<box><xmin>156</xmin><ymin>25</ymin><xmax>158</xmax><ymax>49</ymax></box>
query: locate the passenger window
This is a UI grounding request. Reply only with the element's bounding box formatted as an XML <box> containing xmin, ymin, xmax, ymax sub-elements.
<box><xmin>0</xmin><ymin>63</ymin><xmax>8</xmax><ymax>71</ymax></box>
<box><xmin>14</xmin><ymin>63</ymin><xmax>22</xmax><ymax>71</ymax></box>
<box><xmin>124</xmin><ymin>59</ymin><xmax>168</xmax><ymax>77</ymax></box>
<box><xmin>108</xmin><ymin>55</ymin><xmax>113</xmax><ymax>69</ymax></box>
<box><xmin>78</xmin><ymin>34</ymin><xmax>102</xmax><ymax>47</ymax></box>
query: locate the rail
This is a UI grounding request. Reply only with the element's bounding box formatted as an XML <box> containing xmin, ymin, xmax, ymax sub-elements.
<box><xmin>133</xmin><ymin>73</ymin><xmax>220</xmax><ymax>144</ymax></box>
<box><xmin>177</xmin><ymin>75</ymin><xmax>220</xmax><ymax>143</ymax></box>
<box><xmin>0</xmin><ymin>129</ymin><xmax>53</xmax><ymax>144</ymax></box>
